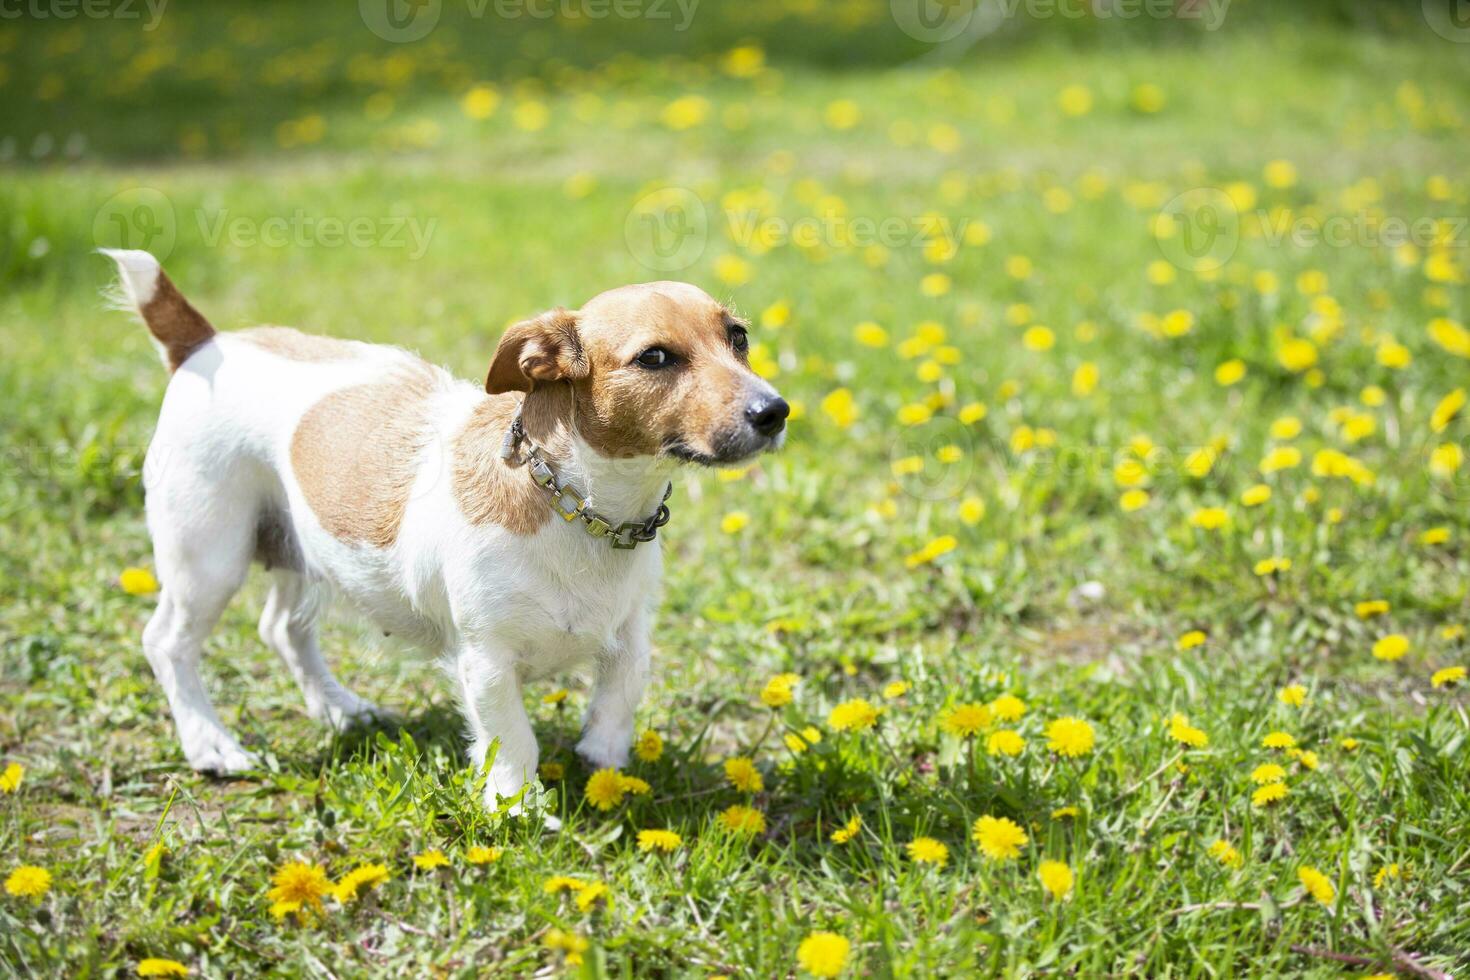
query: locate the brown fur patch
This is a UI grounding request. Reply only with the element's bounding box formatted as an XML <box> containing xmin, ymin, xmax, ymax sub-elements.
<box><xmin>450</xmin><ymin>391</ymin><xmax>565</xmax><ymax>535</ymax></box>
<box><xmin>568</xmin><ymin>282</ymin><xmax>756</xmax><ymax>460</ymax></box>
<box><xmin>290</xmin><ymin>371</ymin><xmax>438</xmax><ymax>548</ymax></box>
<box><xmin>238</xmin><ymin>326</ymin><xmax>360</xmax><ymax>362</ymax></box>
<box><xmin>142</xmin><ymin>270</ymin><xmax>216</xmax><ymax>372</ymax></box>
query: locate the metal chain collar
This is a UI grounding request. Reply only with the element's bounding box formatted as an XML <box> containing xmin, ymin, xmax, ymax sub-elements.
<box><xmin>499</xmin><ymin>410</ymin><xmax>672</xmax><ymax>550</ymax></box>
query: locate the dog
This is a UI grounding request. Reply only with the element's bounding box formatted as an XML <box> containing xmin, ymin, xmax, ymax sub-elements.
<box><xmin>102</xmin><ymin>249</ymin><xmax>788</xmax><ymax>808</ymax></box>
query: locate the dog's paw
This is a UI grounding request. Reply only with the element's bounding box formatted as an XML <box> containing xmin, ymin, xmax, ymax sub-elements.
<box><xmin>575</xmin><ymin>731</ymin><xmax>630</xmax><ymax>771</ymax></box>
<box><xmin>314</xmin><ymin>691</ymin><xmax>388</xmax><ymax>732</ymax></box>
<box><xmin>187</xmin><ymin>740</ymin><xmax>259</xmax><ymax>777</ymax></box>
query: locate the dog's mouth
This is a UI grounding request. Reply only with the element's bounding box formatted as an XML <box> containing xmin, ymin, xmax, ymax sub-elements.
<box><xmin>663</xmin><ymin>430</ymin><xmax>785</xmax><ymax>467</ymax></box>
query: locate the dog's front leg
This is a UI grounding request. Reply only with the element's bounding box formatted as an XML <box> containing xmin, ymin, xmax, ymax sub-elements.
<box><xmin>456</xmin><ymin>644</ymin><xmax>538</xmax><ymax>810</ymax></box>
<box><xmin>576</xmin><ymin>608</ymin><xmax>651</xmax><ymax>771</ymax></box>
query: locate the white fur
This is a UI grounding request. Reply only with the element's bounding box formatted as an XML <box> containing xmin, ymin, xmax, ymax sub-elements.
<box><xmin>99</xmin><ymin>248</ymin><xmax>160</xmax><ymax>307</ymax></box>
<box><xmin>125</xmin><ymin>282</ymin><xmax>674</xmax><ymax>810</ymax></box>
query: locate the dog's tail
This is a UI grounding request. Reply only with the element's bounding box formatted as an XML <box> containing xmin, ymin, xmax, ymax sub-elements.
<box><xmin>100</xmin><ymin>249</ymin><xmax>216</xmax><ymax>372</ymax></box>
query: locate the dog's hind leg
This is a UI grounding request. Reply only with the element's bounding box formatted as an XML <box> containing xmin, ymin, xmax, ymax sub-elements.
<box><xmin>258</xmin><ymin>570</ymin><xmax>381</xmax><ymax>731</ymax></box>
<box><xmin>143</xmin><ymin>518</ymin><xmax>257</xmax><ymax>775</ymax></box>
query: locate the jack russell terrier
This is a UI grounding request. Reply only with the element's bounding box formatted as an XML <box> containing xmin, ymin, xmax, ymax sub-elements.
<box><xmin>102</xmin><ymin>249</ymin><xmax>788</xmax><ymax>809</ymax></box>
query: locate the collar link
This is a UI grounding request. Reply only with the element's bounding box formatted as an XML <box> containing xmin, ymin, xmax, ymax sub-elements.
<box><xmin>499</xmin><ymin>407</ymin><xmax>672</xmax><ymax>550</ymax></box>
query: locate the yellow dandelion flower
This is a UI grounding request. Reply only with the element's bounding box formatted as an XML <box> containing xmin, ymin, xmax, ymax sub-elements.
<box><xmin>137</xmin><ymin>959</ymin><xmax>189</xmax><ymax>978</ymax></box>
<box><xmin>1215</xmin><ymin>359</ymin><xmax>1246</xmax><ymax>386</ymax></box>
<box><xmin>265</xmin><ymin>861</ymin><xmax>328</xmax><ymax>919</ymax></box>
<box><xmin>1289</xmin><ymin>748</ymin><xmax>1319</xmax><ymax>770</ymax></box>
<box><xmin>333</xmin><ymin>863</ymin><xmax>390</xmax><ymax>903</ymax></box>
<box><xmin>636</xmin><ymin>829</ymin><xmax>683</xmax><ymax>853</ymax></box>
<box><xmin>1208</xmin><ymin>839</ymin><xmax>1243</xmax><ymax>868</ymax></box>
<box><xmin>1431</xmin><ymin>388</ymin><xmax>1466</xmax><ymax>432</ymax></box>
<box><xmin>1297</xmin><ymin>865</ymin><xmax>1335</xmax><ymax>906</ymax></box>
<box><xmin>717</xmin><ymin>804</ymin><xmax>766</xmax><ymax>836</ymax></box>
<box><xmin>972</xmin><ymin>815</ymin><xmax>1028</xmax><ymax>861</ymax></box>
<box><xmin>830</xmin><ymin>815</ymin><xmax>862</xmax><ymax>844</ymax></box>
<box><xmin>1177</xmin><ymin>630</ymin><xmax>1207</xmax><ymax>650</ymax></box>
<box><xmin>1253</xmin><ymin>557</ymin><xmax>1291</xmax><ymax>576</ymax></box>
<box><xmin>761</xmin><ymin>673</ymin><xmax>800</xmax><ymax>708</ymax></box>
<box><xmin>1420</xmin><ymin>526</ymin><xmax>1451</xmax><ymax>546</ymax></box>
<box><xmin>828</xmin><ymin>698</ymin><xmax>880</xmax><ymax>732</ymax></box>
<box><xmin>4</xmin><ymin>865</ymin><xmax>51</xmax><ymax>902</ymax></box>
<box><xmin>1277</xmin><ymin>684</ymin><xmax>1307</xmax><ymax>707</ymax></box>
<box><xmin>853</xmin><ymin>321</ymin><xmax>888</xmax><ymax>347</ymax></box>
<box><xmin>724</xmin><ymin>756</ymin><xmax>764</xmax><ymax>793</ymax></box>
<box><xmin>907</xmin><ymin>837</ymin><xmax>949</xmax><ymax>867</ymax></box>
<box><xmin>1251</xmin><ymin>782</ymin><xmax>1289</xmax><ymax>807</ymax></box>
<box><xmin>1045</xmin><ymin>717</ymin><xmax>1095</xmax><ymax>757</ymax></box>
<box><xmin>1166</xmin><ymin>713</ymin><xmax>1208</xmax><ymax>748</ymax></box>
<box><xmin>882</xmin><ymin>681</ymin><xmax>909</xmax><ymax>699</ymax></box>
<box><xmin>1373</xmin><ymin>634</ymin><xmax>1410</xmax><ymax>661</ymax></box>
<box><xmin>1057</xmin><ymin>83</ymin><xmax>1093</xmax><ymax>116</ymax></box>
<box><xmin>939</xmin><ymin>702</ymin><xmax>992</xmax><ymax>738</ymax></box>
<box><xmin>721</xmin><ymin>511</ymin><xmax>750</xmax><ymax>534</ymax></box>
<box><xmin>1240</xmin><ymin>484</ymin><xmax>1271</xmax><ymax>507</ymax></box>
<box><xmin>120</xmin><ymin>567</ymin><xmax>159</xmax><ymax>595</ymax></box>
<box><xmin>1189</xmin><ymin>507</ymin><xmax>1229</xmax><ymax>531</ymax></box>
<box><xmin>1120</xmin><ymin>489</ymin><xmax>1150</xmax><ymax>512</ymax></box>
<box><xmin>986</xmin><ymin>730</ymin><xmax>1026</xmax><ymax>757</ymax></box>
<box><xmin>544</xmin><ymin>875</ymin><xmax>585</xmax><ymax>895</ymax></box>
<box><xmin>634</xmin><ymin>729</ymin><xmax>664</xmax><ymax>762</ymax></box>
<box><xmin>1373</xmin><ymin>863</ymin><xmax>1401</xmax><ymax>888</ymax></box>
<box><xmin>585</xmin><ymin>768</ymin><xmax>629</xmax><ymax>811</ymax></box>
<box><xmin>574</xmin><ymin>881</ymin><xmax>610</xmax><ymax>912</ymax></box>
<box><xmin>1355</xmin><ymin>599</ymin><xmax>1390</xmax><ymax>619</ymax></box>
<box><xmin>412</xmin><ymin>850</ymin><xmax>449</xmax><ymax>871</ymax></box>
<box><xmin>797</xmin><ymin>932</ymin><xmax>850</xmax><ymax>978</ymax></box>
<box><xmin>0</xmin><ymin>762</ymin><xmax>23</xmax><ymax>793</ymax></box>
<box><xmin>989</xmin><ymin>694</ymin><xmax>1026</xmax><ymax>721</ymax></box>
<box><xmin>1432</xmin><ymin>666</ymin><xmax>1466</xmax><ymax>688</ymax></box>
<box><xmin>1037</xmin><ymin>859</ymin><xmax>1074</xmax><ymax>900</ymax></box>
<box><xmin>1050</xmin><ymin>806</ymin><xmax>1081</xmax><ymax>819</ymax></box>
<box><xmin>1262</xmin><ymin>731</ymin><xmax>1297</xmax><ymax>749</ymax></box>
<box><xmin>544</xmin><ymin>927</ymin><xmax>589</xmax><ymax>966</ymax></box>
<box><xmin>465</xmin><ymin>847</ymin><xmax>501</xmax><ymax>865</ymax></box>
<box><xmin>1250</xmin><ymin>763</ymin><xmax>1286</xmax><ymax>785</ymax></box>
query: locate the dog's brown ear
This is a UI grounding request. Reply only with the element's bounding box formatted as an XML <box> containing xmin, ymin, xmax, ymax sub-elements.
<box><xmin>485</xmin><ymin>308</ymin><xmax>588</xmax><ymax>394</ymax></box>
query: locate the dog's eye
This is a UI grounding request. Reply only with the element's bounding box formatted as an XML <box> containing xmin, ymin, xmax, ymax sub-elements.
<box><xmin>730</xmin><ymin>328</ymin><xmax>749</xmax><ymax>353</ymax></box>
<box><xmin>635</xmin><ymin>347</ymin><xmax>673</xmax><ymax>368</ymax></box>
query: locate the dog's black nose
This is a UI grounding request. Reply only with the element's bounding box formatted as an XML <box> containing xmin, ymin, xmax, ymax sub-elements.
<box><xmin>745</xmin><ymin>395</ymin><xmax>789</xmax><ymax>436</ymax></box>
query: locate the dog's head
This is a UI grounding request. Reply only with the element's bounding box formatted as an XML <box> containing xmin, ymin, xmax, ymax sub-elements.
<box><xmin>486</xmin><ymin>282</ymin><xmax>788</xmax><ymax>465</ymax></box>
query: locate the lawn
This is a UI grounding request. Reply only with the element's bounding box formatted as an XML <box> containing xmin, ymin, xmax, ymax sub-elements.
<box><xmin>2</xmin><ymin>1</ymin><xmax>1470</xmax><ymax>976</ymax></box>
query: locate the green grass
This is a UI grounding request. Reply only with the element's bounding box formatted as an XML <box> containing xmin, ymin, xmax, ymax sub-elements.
<box><xmin>3</xmin><ymin>2</ymin><xmax>1470</xmax><ymax>976</ymax></box>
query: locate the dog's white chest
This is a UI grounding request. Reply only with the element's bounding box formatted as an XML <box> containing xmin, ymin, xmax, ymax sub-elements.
<box><xmin>473</xmin><ymin>529</ymin><xmax>661</xmax><ymax>679</ymax></box>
